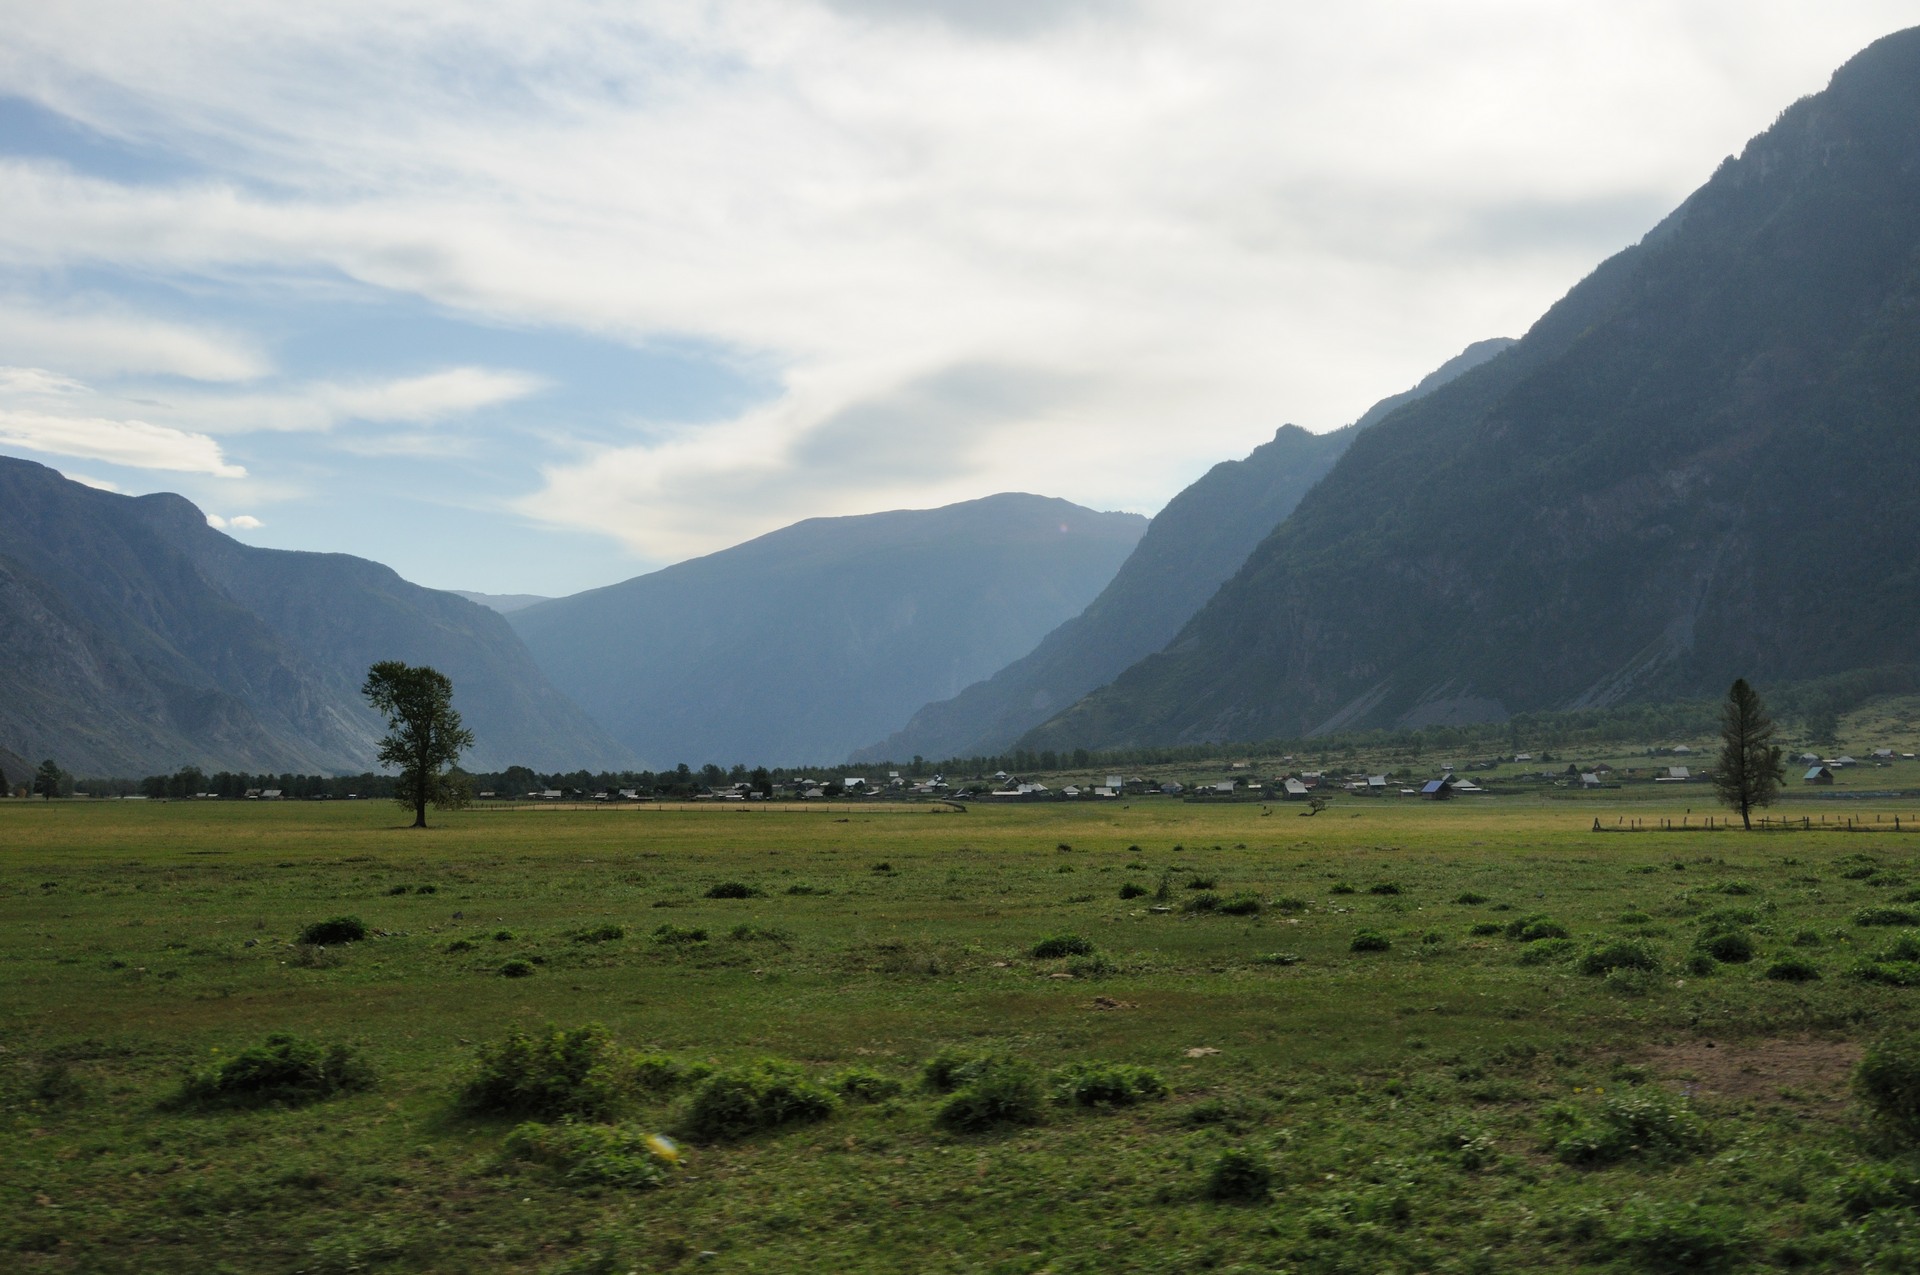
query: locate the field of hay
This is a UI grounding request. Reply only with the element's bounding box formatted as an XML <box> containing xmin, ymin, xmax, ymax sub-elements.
<box><xmin>6</xmin><ymin>794</ymin><xmax>1920</xmax><ymax>1273</ymax></box>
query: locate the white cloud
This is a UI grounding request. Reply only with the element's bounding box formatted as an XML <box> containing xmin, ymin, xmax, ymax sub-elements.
<box><xmin>0</xmin><ymin>296</ymin><xmax>268</xmax><ymax>382</ymax></box>
<box><xmin>0</xmin><ymin>408</ymin><xmax>245</xmax><ymax>477</ymax></box>
<box><xmin>228</xmin><ymin>513</ymin><xmax>262</xmax><ymax>528</ymax></box>
<box><xmin>0</xmin><ymin>1</ymin><xmax>1914</xmax><ymax>562</ymax></box>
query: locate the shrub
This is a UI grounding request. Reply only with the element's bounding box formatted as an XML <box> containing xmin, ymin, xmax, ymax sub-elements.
<box><xmin>1272</xmin><ymin>896</ymin><xmax>1309</xmax><ymax>913</ymax></box>
<box><xmin>1856</xmin><ymin>907</ymin><xmax>1920</xmax><ymax>927</ymax></box>
<box><xmin>494</xmin><ymin>929</ymin><xmax>515</xmax><ymax>941</ymax></box>
<box><xmin>502</xmin><ymin>1121</ymin><xmax>677</xmax><ymax>1189</ymax></box>
<box><xmin>833</xmin><ymin>1068</ymin><xmax>904</xmax><ymax>1101</ymax></box>
<box><xmin>1187</xmin><ymin>876</ymin><xmax>1217</xmax><ymax>890</ymax></box>
<box><xmin>1850</xmin><ymin>960</ymin><xmax>1920</xmax><ymax>987</ymax></box>
<box><xmin>1218</xmin><ymin>893</ymin><xmax>1263</xmax><ymax>916</ymax></box>
<box><xmin>1469</xmin><ymin>922</ymin><xmax>1503</xmax><ymax>937</ymax></box>
<box><xmin>1206</xmin><ymin>1148</ymin><xmax>1273</xmax><ymax>1202</ymax></box>
<box><xmin>1765</xmin><ymin>957</ymin><xmax>1821</xmax><ymax>982</ymax></box>
<box><xmin>1605</xmin><ymin>967</ymin><xmax>1657</xmax><ymax>997</ymax></box>
<box><xmin>1049</xmin><ymin>1062</ymin><xmax>1167</xmax><ymax>1107</ymax></box>
<box><xmin>1791</xmin><ymin>928</ymin><xmax>1825</xmax><ymax>948</ymax></box>
<box><xmin>1609</xmin><ymin>1196</ymin><xmax>1753</xmax><ymax>1273</ymax></box>
<box><xmin>1517</xmin><ymin>938</ymin><xmax>1576</xmax><ymax>966</ymax></box>
<box><xmin>1329</xmin><ymin>882</ymin><xmax>1356</xmax><ymax>895</ymax></box>
<box><xmin>1577</xmin><ymin>939</ymin><xmax>1660</xmax><ymax>976</ymax></box>
<box><xmin>1619</xmin><ymin>911</ymin><xmax>1653</xmax><ymax>924</ymax></box>
<box><xmin>1067</xmin><ymin>954</ymin><xmax>1116</xmax><ymax>978</ymax></box>
<box><xmin>386</xmin><ymin>884</ymin><xmax>409</xmax><ymax>896</ymax></box>
<box><xmin>1183</xmin><ymin>892</ymin><xmax>1221</xmax><ymax>913</ymax></box>
<box><xmin>1696</xmin><ymin>931</ymin><xmax>1755</xmax><ymax>964</ymax></box>
<box><xmin>458</xmin><ymin>1024</ymin><xmax>633</xmax><ymax>1121</ymax></box>
<box><xmin>1453</xmin><ymin>891</ymin><xmax>1489</xmax><ymax>905</ymax></box>
<box><xmin>445</xmin><ymin>938</ymin><xmax>477</xmax><ymax>953</ymax></box>
<box><xmin>178</xmin><ymin>1033</ymin><xmax>374</xmax><ymax>1108</ymax></box>
<box><xmin>679</xmin><ymin>1061</ymin><xmax>836</xmax><ymax>1142</ymax></box>
<box><xmin>1118</xmin><ymin>881</ymin><xmax>1148</xmax><ymax>899</ymax></box>
<box><xmin>570</xmin><ymin>924</ymin><xmax>625</xmax><ymax>943</ymax></box>
<box><xmin>704</xmin><ymin>882</ymin><xmax>761</xmax><ymax>899</ymax></box>
<box><xmin>934</xmin><ymin>1058</ymin><xmax>1044</xmax><ymax>1132</ymax></box>
<box><xmin>501</xmin><ymin>959</ymin><xmax>536</xmax><ymax>978</ymax></box>
<box><xmin>922</xmin><ymin>1048</ymin><xmax>996</xmax><ymax>1093</ymax></box>
<box><xmin>1368</xmin><ymin>882</ymin><xmax>1401</xmax><ymax>896</ymax></box>
<box><xmin>1857</xmin><ymin>1034</ymin><xmax>1920</xmax><ymax>1141</ymax></box>
<box><xmin>651</xmin><ymin>924</ymin><xmax>708</xmax><ymax>945</ymax></box>
<box><xmin>870</xmin><ymin>862</ymin><xmax>893</xmax><ymax>874</ymax></box>
<box><xmin>1031</xmin><ymin>934</ymin><xmax>1094</xmax><ymax>959</ymax></box>
<box><xmin>1713</xmin><ymin>881</ymin><xmax>1758</xmax><ymax>896</ymax></box>
<box><xmin>1350</xmin><ymin>930</ymin><xmax>1391</xmax><ymax>953</ymax></box>
<box><xmin>415</xmin><ymin>884</ymin><xmax>437</xmax><ymax>894</ymax></box>
<box><xmin>297</xmin><ymin>916</ymin><xmax>367</xmax><ymax>945</ymax></box>
<box><xmin>1505</xmin><ymin>915</ymin><xmax>1569</xmax><ymax>942</ymax></box>
<box><xmin>1553</xmin><ymin>1090</ymin><xmax>1710</xmax><ymax>1165</ymax></box>
<box><xmin>1877</xmin><ymin>933</ymin><xmax>1920</xmax><ymax>963</ymax></box>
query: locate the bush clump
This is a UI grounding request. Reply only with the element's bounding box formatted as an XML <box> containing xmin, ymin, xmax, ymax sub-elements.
<box><xmin>1272</xmin><ymin>896</ymin><xmax>1309</xmax><ymax>913</ymax></box>
<box><xmin>1329</xmin><ymin>882</ymin><xmax>1356</xmax><ymax>895</ymax></box>
<box><xmin>1368</xmin><ymin>882</ymin><xmax>1402</xmax><ymax>896</ymax></box>
<box><xmin>1350</xmin><ymin>929</ymin><xmax>1392</xmax><ymax>953</ymax></box>
<box><xmin>704</xmin><ymin>882</ymin><xmax>762</xmax><ymax>899</ymax></box>
<box><xmin>1608</xmin><ymin>1196</ymin><xmax>1753</xmax><ymax>1273</ymax></box>
<box><xmin>1517</xmin><ymin>938</ymin><xmax>1577</xmax><ymax>966</ymax></box>
<box><xmin>1695</xmin><ymin>930</ymin><xmax>1756</xmax><ymax>964</ymax></box>
<box><xmin>459</xmin><ymin>1024</ymin><xmax>634</xmax><ymax>1121</ymax></box>
<box><xmin>1453</xmin><ymin>891</ymin><xmax>1489</xmax><ymax>905</ymax></box>
<box><xmin>1187</xmin><ymin>876</ymin><xmax>1217</xmax><ymax>890</ymax></box>
<box><xmin>934</xmin><ymin>1058</ymin><xmax>1044</xmax><ymax>1133</ymax></box>
<box><xmin>1857</xmin><ymin>1033</ymin><xmax>1920</xmax><ymax>1141</ymax></box>
<box><xmin>679</xmin><ymin>1061</ymin><xmax>836</xmax><ymax>1142</ymax></box>
<box><xmin>297</xmin><ymin>916</ymin><xmax>368</xmax><ymax>945</ymax></box>
<box><xmin>1576</xmin><ymin>939</ymin><xmax>1660</xmax><ymax>976</ymax></box>
<box><xmin>1765</xmin><ymin>957</ymin><xmax>1821</xmax><ymax>982</ymax></box>
<box><xmin>1049</xmin><ymin>1061</ymin><xmax>1168</xmax><ymax>1107</ymax></box>
<box><xmin>1856</xmin><ymin>907</ymin><xmax>1920</xmax><ymax>928</ymax></box>
<box><xmin>570</xmin><ymin>924</ymin><xmax>626</xmax><ymax>943</ymax></box>
<box><xmin>502</xmin><ymin>1121</ymin><xmax>678</xmax><ymax>1189</ymax></box>
<box><xmin>500</xmin><ymin>959</ymin><xmax>536</xmax><ymax>978</ymax></box>
<box><xmin>1206</xmin><ymin>1147</ymin><xmax>1273</xmax><ymax>1202</ymax></box>
<box><xmin>1469</xmin><ymin>922</ymin><xmax>1503</xmax><ymax>937</ymax></box>
<box><xmin>1183</xmin><ymin>892</ymin><xmax>1222</xmax><ymax>913</ymax></box>
<box><xmin>1118</xmin><ymin>881</ymin><xmax>1148</xmax><ymax>900</ymax></box>
<box><xmin>833</xmin><ymin>1068</ymin><xmax>904</xmax><ymax>1101</ymax></box>
<box><xmin>1217</xmin><ymin>893</ymin><xmax>1264</xmax><ymax>916</ymax></box>
<box><xmin>1031</xmin><ymin>934</ymin><xmax>1095</xmax><ymax>959</ymax></box>
<box><xmin>1067</xmin><ymin>953</ymin><xmax>1116</xmax><ymax>978</ymax></box>
<box><xmin>1553</xmin><ymin>1090</ymin><xmax>1710</xmax><ymax>1166</ymax></box>
<box><xmin>1505</xmin><ymin>915</ymin><xmax>1570</xmax><ymax>943</ymax></box>
<box><xmin>177</xmin><ymin>1033</ymin><xmax>374</xmax><ymax>1109</ymax></box>
<box><xmin>651</xmin><ymin>924</ymin><xmax>708</xmax><ymax>945</ymax></box>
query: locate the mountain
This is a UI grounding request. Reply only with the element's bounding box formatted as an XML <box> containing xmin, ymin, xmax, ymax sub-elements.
<box><xmin>452</xmin><ymin>591</ymin><xmax>552</xmax><ymax>614</ymax></box>
<box><xmin>508</xmin><ymin>494</ymin><xmax>1147</xmax><ymax>768</ymax></box>
<box><xmin>0</xmin><ymin>457</ymin><xmax>630</xmax><ymax>775</ymax></box>
<box><xmin>1020</xmin><ymin>27</ymin><xmax>1920</xmax><ymax>751</ymax></box>
<box><xmin>853</xmin><ymin>339</ymin><xmax>1512</xmax><ymax>762</ymax></box>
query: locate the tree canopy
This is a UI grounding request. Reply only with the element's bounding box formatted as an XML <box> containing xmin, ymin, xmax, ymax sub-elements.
<box><xmin>362</xmin><ymin>661</ymin><xmax>475</xmax><ymax>828</ymax></box>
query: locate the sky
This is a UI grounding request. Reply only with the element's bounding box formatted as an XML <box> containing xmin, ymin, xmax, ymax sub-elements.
<box><xmin>1</xmin><ymin>2</ymin><xmax>1914</xmax><ymax>596</ymax></box>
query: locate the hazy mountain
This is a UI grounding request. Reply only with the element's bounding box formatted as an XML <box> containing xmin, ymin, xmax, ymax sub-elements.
<box><xmin>508</xmin><ymin>494</ymin><xmax>1147</xmax><ymax>768</ymax></box>
<box><xmin>853</xmin><ymin>339</ymin><xmax>1512</xmax><ymax>763</ymax></box>
<box><xmin>1020</xmin><ymin>27</ymin><xmax>1920</xmax><ymax>750</ymax></box>
<box><xmin>452</xmin><ymin>591</ymin><xmax>552</xmax><ymax>614</ymax></box>
<box><xmin>0</xmin><ymin>458</ymin><xmax>630</xmax><ymax>775</ymax></box>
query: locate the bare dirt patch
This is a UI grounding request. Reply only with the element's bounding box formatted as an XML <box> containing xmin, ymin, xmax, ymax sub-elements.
<box><xmin>1641</xmin><ymin>1038</ymin><xmax>1860</xmax><ymax>1112</ymax></box>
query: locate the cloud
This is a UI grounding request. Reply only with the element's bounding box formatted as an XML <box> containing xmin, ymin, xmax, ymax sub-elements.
<box><xmin>60</xmin><ymin>470</ymin><xmax>120</xmax><ymax>491</ymax></box>
<box><xmin>0</xmin><ymin>407</ymin><xmax>244</xmax><ymax>476</ymax></box>
<box><xmin>0</xmin><ymin>295</ymin><xmax>268</xmax><ymax>381</ymax></box>
<box><xmin>1</xmin><ymin>1</ymin><xmax>1915</xmax><ymax>565</ymax></box>
<box><xmin>207</xmin><ymin>512</ymin><xmax>262</xmax><ymax>528</ymax></box>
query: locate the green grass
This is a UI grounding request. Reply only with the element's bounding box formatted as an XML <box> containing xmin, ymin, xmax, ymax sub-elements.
<box><xmin>5</xmin><ymin>795</ymin><xmax>1920</xmax><ymax>1271</ymax></box>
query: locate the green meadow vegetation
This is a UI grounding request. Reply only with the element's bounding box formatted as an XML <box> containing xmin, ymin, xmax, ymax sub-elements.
<box><xmin>7</xmin><ymin>795</ymin><xmax>1920</xmax><ymax>1272</ymax></box>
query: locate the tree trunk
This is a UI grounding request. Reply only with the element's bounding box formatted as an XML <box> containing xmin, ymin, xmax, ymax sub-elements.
<box><xmin>413</xmin><ymin>794</ymin><xmax>428</xmax><ymax>828</ymax></box>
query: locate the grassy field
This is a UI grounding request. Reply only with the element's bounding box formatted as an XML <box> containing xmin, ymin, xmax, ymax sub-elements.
<box><xmin>7</xmin><ymin>794</ymin><xmax>1920</xmax><ymax>1273</ymax></box>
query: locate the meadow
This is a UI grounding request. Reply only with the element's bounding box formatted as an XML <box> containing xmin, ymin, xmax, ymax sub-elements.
<box><xmin>6</xmin><ymin>792</ymin><xmax>1920</xmax><ymax>1273</ymax></box>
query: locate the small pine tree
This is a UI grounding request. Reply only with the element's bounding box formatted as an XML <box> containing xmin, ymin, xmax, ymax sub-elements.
<box><xmin>35</xmin><ymin>758</ymin><xmax>62</xmax><ymax>801</ymax></box>
<box><xmin>1714</xmin><ymin>679</ymin><xmax>1785</xmax><ymax>830</ymax></box>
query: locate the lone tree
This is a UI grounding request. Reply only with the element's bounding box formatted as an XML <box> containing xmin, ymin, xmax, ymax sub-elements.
<box><xmin>362</xmin><ymin>661</ymin><xmax>475</xmax><ymax>828</ymax></box>
<box><xmin>1714</xmin><ymin>678</ymin><xmax>1785</xmax><ymax>830</ymax></box>
<box><xmin>35</xmin><ymin>758</ymin><xmax>62</xmax><ymax>801</ymax></box>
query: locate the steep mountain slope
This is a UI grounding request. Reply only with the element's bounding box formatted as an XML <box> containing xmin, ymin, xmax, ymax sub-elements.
<box><xmin>854</xmin><ymin>339</ymin><xmax>1512</xmax><ymax>762</ymax></box>
<box><xmin>0</xmin><ymin>458</ymin><xmax>629</xmax><ymax>774</ymax></box>
<box><xmin>508</xmin><ymin>494</ymin><xmax>1146</xmax><ymax>767</ymax></box>
<box><xmin>1022</xmin><ymin>27</ymin><xmax>1920</xmax><ymax>750</ymax></box>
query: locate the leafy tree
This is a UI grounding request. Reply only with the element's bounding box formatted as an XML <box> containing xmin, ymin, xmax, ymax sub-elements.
<box><xmin>35</xmin><ymin>758</ymin><xmax>62</xmax><ymax>801</ymax></box>
<box><xmin>362</xmin><ymin>661</ymin><xmax>476</xmax><ymax>828</ymax></box>
<box><xmin>1714</xmin><ymin>679</ymin><xmax>1785</xmax><ymax>830</ymax></box>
